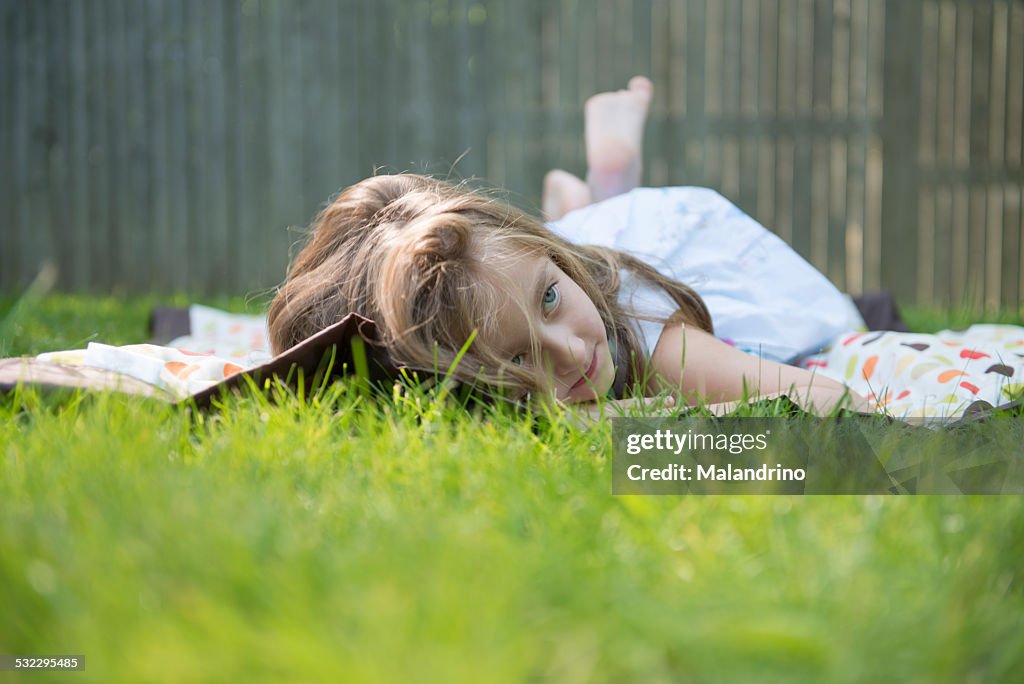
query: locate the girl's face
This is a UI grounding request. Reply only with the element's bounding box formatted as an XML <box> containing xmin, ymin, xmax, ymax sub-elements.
<box><xmin>481</xmin><ymin>253</ymin><xmax>616</xmax><ymax>402</ymax></box>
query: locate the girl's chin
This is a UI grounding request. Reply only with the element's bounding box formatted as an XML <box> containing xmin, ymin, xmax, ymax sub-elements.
<box><xmin>562</xmin><ymin>389</ymin><xmax>597</xmax><ymax>404</ymax></box>
<box><xmin>562</xmin><ymin>373</ymin><xmax>615</xmax><ymax>404</ymax></box>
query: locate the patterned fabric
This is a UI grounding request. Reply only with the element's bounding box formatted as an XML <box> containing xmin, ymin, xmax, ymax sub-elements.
<box><xmin>37</xmin><ymin>305</ymin><xmax>272</xmax><ymax>400</ymax></box>
<box><xmin>798</xmin><ymin>325</ymin><xmax>1024</xmax><ymax>421</ymax></box>
<box><xmin>166</xmin><ymin>304</ymin><xmax>270</xmax><ymax>364</ymax></box>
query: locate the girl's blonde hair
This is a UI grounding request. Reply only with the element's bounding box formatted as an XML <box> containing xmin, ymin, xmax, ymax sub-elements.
<box><xmin>267</xmin><ymin>174</ymin><xmax>712</xmax><ymax>400</ymax></box>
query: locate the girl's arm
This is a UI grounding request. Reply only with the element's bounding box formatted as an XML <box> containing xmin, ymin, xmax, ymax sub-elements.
<box><xmin>647</xmin><ymin>324</ymin><xmax>870</xmax><ymax>414</ymax></box>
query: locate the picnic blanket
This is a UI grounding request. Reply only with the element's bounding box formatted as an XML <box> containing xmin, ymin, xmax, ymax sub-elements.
<box><xmin>8</xmin><ymin>304</ymin><xmax>1024</xmax><ymax>423</ymax></box>
<box><xmin>797</xmin><ymin>325</ymin><xmax>1024</xmax><ymax>421</ymax></box>
<box><xmin>1</xmin><ymin>307</ymin><xmax>391</xmax><ymax>408</ymax></box>
<box><xmin>36</xmin><ymin>305</ymin><xmax>273</xmax><ymax>400</ymax></box>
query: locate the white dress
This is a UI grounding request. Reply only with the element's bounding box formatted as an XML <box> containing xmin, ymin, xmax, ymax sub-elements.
<box><xmin>548</xmin><ymin>187</ymin><xmax>864</xmax><ymax>362</ymax></box>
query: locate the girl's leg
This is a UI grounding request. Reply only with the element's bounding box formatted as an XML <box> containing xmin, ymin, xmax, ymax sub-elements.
<box><xmin>540</xmin><ymin>76</ymin><xmax>655</xmax><ymax>220</ymax></box>
<box><xmin>585</xmin><ymin>75</ymin><xmax>653</xmax><ymax>202</ymax></box>
<box><xmin>542</xmin><ymin>169</ymin><xmax>592</xmax><ymax>221</ymax></box>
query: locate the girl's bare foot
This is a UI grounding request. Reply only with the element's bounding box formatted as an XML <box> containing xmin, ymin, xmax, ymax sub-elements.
<box><xmin>585</xmin><ymin>75</ymin><xmax>654</xmax><ymax>202</ymax></box>
<box><xmin>542</xmin><ymin>169</ymin><xmax>592</xmax><ymax>221</ymax></box>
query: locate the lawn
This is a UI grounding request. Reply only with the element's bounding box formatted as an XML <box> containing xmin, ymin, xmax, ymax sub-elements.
<box><xmin>2</xmin><ymin>295</ymin><xmax>1023</xmax><ymax>683</ymax></box>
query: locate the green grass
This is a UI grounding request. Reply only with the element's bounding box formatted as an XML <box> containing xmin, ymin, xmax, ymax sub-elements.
<box><xmin>0</xmin><ymin>294</ymin><xmax>267</xmax><ymax>358</ymax></box>
<box><xmin>2</xmin><ymin>296</ymin><xmax>1024</xmax><ymax>683</ymax></box>
<box><xmin>901</xmin><ymin>305</ymin><xmax>1024</xmax><ymax>336</ymax></box>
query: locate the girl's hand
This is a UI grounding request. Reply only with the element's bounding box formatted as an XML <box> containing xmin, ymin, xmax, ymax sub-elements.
<box><xmin>566</xmin><ymin>395</ymin><xmax>676</xmax><ymax>428</ymax></box>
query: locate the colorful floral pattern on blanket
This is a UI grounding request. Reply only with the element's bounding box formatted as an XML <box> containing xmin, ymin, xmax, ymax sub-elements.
<box><xmin>166</xmin><ymin>304</ymin><xmax>270</xmax><ymax>363</ymax></box>
<box><xmin>36</xmin><ymin>305</ymin><xmax>273</xmax><ymax>400</ymax></box>
<box><xmin>798</xmin><ymin>325</ymin><xmax>1024</xmax><ymax>420</ymax></box>
<box><xmin>38</xmin><ymin>343</ymin><xmax>251</xmax><ymax>399</ymax></box>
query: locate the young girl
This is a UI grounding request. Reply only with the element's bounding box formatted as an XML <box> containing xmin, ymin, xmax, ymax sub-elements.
<box><xmin>267</xmin><ymin>78</ymin><xmax>867</xmax><ymax>414</ymax></box>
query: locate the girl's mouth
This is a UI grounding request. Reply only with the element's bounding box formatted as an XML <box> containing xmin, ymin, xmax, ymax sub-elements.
<box><xmin>571</xmin><ymin>350</ymin><xmax>598</xmax><ymax>391</ymax></box>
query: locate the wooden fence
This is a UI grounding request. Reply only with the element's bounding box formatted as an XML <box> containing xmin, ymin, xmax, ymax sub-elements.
<box><xmin>2</xmin><ymin>0</ymin><xmax>1023</xmax><ymax>307</ymax></box>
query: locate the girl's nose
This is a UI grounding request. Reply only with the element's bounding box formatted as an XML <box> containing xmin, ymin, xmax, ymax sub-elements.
<box><xmin>540</xmin><ymin>328</ymin><xmax>588</xmax><ymax>375</ymax></box>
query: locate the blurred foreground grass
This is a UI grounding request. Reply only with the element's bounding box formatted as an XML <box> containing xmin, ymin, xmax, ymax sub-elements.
<box><xmin>2</xmin><ymin>295</ymin><xmax>1023</xmax><ymax>683</ymax></box>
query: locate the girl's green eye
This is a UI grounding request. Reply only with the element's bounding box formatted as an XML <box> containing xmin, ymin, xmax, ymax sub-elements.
<box><xmin>510</xmin><ymin>354</ymin><xmax>525</xmax><ymax>366</ymax></box>
<box><xmin>542</xmin><ymin>284</ymin><xmax>560</xmax><ymax>314</ymax></box>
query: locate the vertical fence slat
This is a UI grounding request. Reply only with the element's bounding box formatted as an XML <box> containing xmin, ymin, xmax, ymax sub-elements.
<box><xmin>968</xmin><ymin>186</ymin><xmax>987</xmax><ymax>309</ymax></box>
<box><xmin>810</xmin><ymin>0</ymin><xmax>833</xmax><ymax>274</ymax></box>
<box><xmin>121</xmin><ymin>0</ymin><xmax>149</xmax><ymax>291</ymax></box>
<box><xmin>774</xmin><ymin>0</ymin><xmax>796</xmax><ymax>243</ymax></box>
<box><xmin>879</xmin><ymin>0</ymin><xmax>922</xmax><ymax>303</ymax></box>
<box><xmin>812</xmin><ymin>0</ymin><xmax>833</xmax><ymax>118</ymax></box>
<box><xmin>846</xmin><ymin>0</ymin><xmax>870</xmax><ymax>292</ymax></box>
<box><xmin>934</xmin><ymin>183</ymin><xmax>954</xmax><ymax>305</ymax></box>
<box><xmin>65</xmin><ymin>0</ymin><xmax>89</xmax><ymax>290</ymax></box>
<box><xmin>0</xmin><ymin>1</ymin><xmax>11</xmax><ymax>291</ymax></box>
<box><xmin>11</xmin><ymin>2</ymin><xmax>28</xmax><ymax>287</ymax></box>
<box><xmin>775</xmin><ymin>136</ymin><xmax>794</xmax><ymax>244</ymax></box>
<box><xmin>776</xmin><ymin>0</ymin><xmax>795</xmax><ymax>119</ymax></box>
<box><xmin>919</xmin><ymin>1</ymin><xmax>937</xmax><ymax>167</ymax></box>
<box><xmin>918</xmin><ymin>186</ymin><xmax>935</xmax><ymax>303</ymax></box>
<box><xmin>104</xmin><ymin>0</ymin><xmax>127</xmax><ymax>294</ymax></box>
<box><xmin>235</xmin><ymin>0</ymin><xmax>268</xmax><ymax>292</ymax></box>
<box><xmin>849</xmin><ymin>0</ymin><xmax>868</xmax><ymax>120</ymax></box>
<box><xmin>736</xmin><ymin>0</ymin><xmax>759</xmax><ymax>214</ymax></box>
<box><xmin>355</xmin><ymin>0</ymin><xmax>379</xmax><ymax>179</ymax></box>
<box><xmin>829</xmin><ymin>137</ymin><xmax>848</xmax><ymax>288</ymax></box>
<box><xmin>936</xmin><ymin>2</ymin><xmax>955</xmax><ymax>165</ymax></box>
<box><xmin>664</xmin><ymin>0</ymin><xmax>684</xmax><ymax>119</ymax></box>
<box><xmin>262</xmin><ymin>0</ymin><xmax>295</xmax><ymax>291</ymax></box>
<box><xmin>864</xmin><ymin>134</ymin><xmax>883</xmax><ymax>290</ymax></box>
<box><xmin>844</xmin><ymin>139</ymin><xmax>864</xmax><ymax>294</ymax></box>
<box><xmin>87</xmin><ymin>0</ymin><xmax>114</xmax><ymax>290</ymax></box>
<box><xmin>183</xmin><ymin>0</ymin><xmax>205</xmax><ymax>294</ymax></box>
<box><xmin>26</xmin><ymin>3</ymin><xmax>52</xmax><ymax>286</ymax></box>
<box><xmin>1002</xmin><ymin>185</ymin><xmax>1021</xmax><ymax>308</ymax></box>
<box><xmin>986</xmin><ymin>185</ymin><xmax>1003</xmax><ymax>309</ymax></box>
<box><xmin>1015</xmin><ymin>185</ymin><xmax>1024</xmax><ymax>309</ymax></box>
<box><xmin>810</xmin><ymin>138</ymin><xmax>828</xmax><ymax>272</ymax></box>
<box><xmin>789</xmin><ymin>0</ymin><xmax>815</xmax><ymax>258</ymax></box>
<box><xmin>832</xmin><ymin>0</ymin><xmax>849</xmax><ymax>116</ymax></box>
<box><xmin>970</xmin><ymin>2</ymin><xmax>992</xmax><ymax>169</ymax></box>
<box><xmin>759</xmin><ymin>0</ymin><xmax>778</xmax><ymax>117</ymax></box>
<box><xmin>953</xmin><ymin>4</ymin><xmax>972</xmax><ymax>167</ymax></box>
<box><xmin>143</xmin><ymin>0</ymin><xmax>165</xmax><ymax>291</ymax></box>
<box><xmin>458</xmin><ymin>0</ymin><xmax>490</xmax><ymax>182</ymax></box>
<box><xmin>45</xmin><ymin>0</ymin><xmax>71</xmax><ymax>291</ymax></box>
<box><xmin>403</xmin><ymin>0</ymin><xmax>433</xmax><ymax>169</ymax></box>
<box><xmin>552</xmin><ymin>0</ymin><xmax>579</xmax><ymax>168</ymax></box>
<box><xmin>221</xmin><ymin>0</ymin><xmax>240</xmax><ymax>290</ymax></box>
<box><xmin>704</xmin><ymin>0</ymin><xmax>722</xmax><ymax>117</ymax></box>
<box><xmin>1016</xmin><ymin>184</ymin><xmax>1024</xmax><ymax>306</ymax></box>
<box><xmin>384</xmin><ymin>0</ymin><xmax>401</xmax><ymax>168</ymax></box>
<box><xmin>1007</xmin><ymin>3</ymin><xmax>1023</xmax><ymax>168</ymax></box>
<box><xmin>337</xmin><ymin>0</ymin><xmax>361</xmax><ymax>186</ymax></box>
<box><xmin>203</xmin><ymin>0</ymin><xmax>231</xmax><ymax>292</ymax></box>
<box><xmin>682</xmin><ymin>0</ymin><xmax>705</xmax><ymax>183</ymax></box>
<box><xmin>166</xmin><ymin>0</ymin><xmax>189</xmax><ymax>292</ymax></box>
<box><xmin>647</xmin><ymin>0</ymin><xmax>670</xmax><ymax>186</ymax></box>
<box><xmin>951</xmin><ymin>185</ymin><xmax>969</xmax><ymax>300</ymax></box>
<box><xmin>299</xmin><ymin>0</ymin><xmax>333</xmax><ymax>212</ymax></box>
<box><xmin>433</xmin><ymin>0</ymin><xmax>454</xmax><ymax>170</ymax></box>
<box><xmin>538</xmin><ymin>0</ymin><xmax>561</xmax><ymax>186</ymax></box>
<box><xmin>988</xmin><ymin>1</ymin><xmax>1007</xmax><ymax>166</ymax></box>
